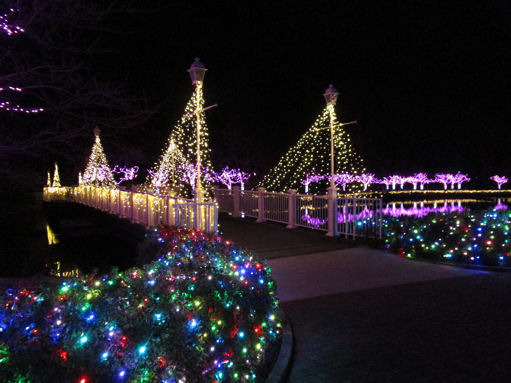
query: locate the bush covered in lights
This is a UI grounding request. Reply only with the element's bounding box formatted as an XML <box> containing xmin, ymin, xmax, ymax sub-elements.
<box><xmin>0</xmin><ymin>226</ymin><xmax>281</xmax><ymax>382</ymax></box>
<box><xmin>384</xmin><ymin>209</ymin><xmax>511</xmax><ymax>266</ymax></box>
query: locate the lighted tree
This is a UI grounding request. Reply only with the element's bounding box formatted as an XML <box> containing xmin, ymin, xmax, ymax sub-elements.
<box><xmin>52</xmin><ymin>163</ymin><xmax>60</xmax><ymax>187</ymax></box>
<box><xmin>147</xmin><ymin>138</ymin><xmax>188</xmax><ymax>195</ymax></box>
<box><xmin>235</xmin><ymin>170</ymin><xmax>252</xmax><ymax>191</ymax></box>
<box><xmin>329</xmin><ymin>173</ymin><xmax>354</xmax><ymax>192</ymax></box>
<box><xmin>46</xmin><ymin>171</ymin><xmax>51</xmax><ymax>187</ymax></box>
<box><xmin>389</xmin><ymin>175</ymin><xmax>401</xmax><ymax>190</ymax></box>
<box><xmin>490</xmin><ymin>175</ymin><xmax>508</xmax><ymax>190</ymax></box>
<box><xmin>380</xmin><ymin>176</ymin><xmax>393</xmax><ymax>190</ymax></box>
<box><xmin>452</xmin><ymin>172</ymin><xmax>470</xmax><ymax>189</ymax></box>
<box><xmin>302</xmin><ymin>173</ymin><xmax>325</xmax><ymax>193</ymax></box>
<box><xmin>112</xmin><ymin>165</ymin><xmax>138</xmax><ymax>185</ymax></box>
<box><xmin>355</xmin><ymin>173</ymin><xmax>377</xmax><ymax>191</ymax></box>
<box><xmin>151</xmin><ymin>62</ymin><xmax>213</xmax><ymax>199</ymax></box>
<box><xmin>215</xmin><ymin>166</ymin><xmax>239</xmax><ymax>192</ymax></box>
<box><xmin>413</xmin><ymin>172</ymin><xmax>430</xmax><ymax>190</ymax></box>
<box><xmin>435</xmin><ymin>173</ymin><xmax>451</xmax><ymax>190</ymax></box>
<box><xmin>82</xmin><ymin>128</ymin><xmax>115</xmax><ymax>188</ymax></box>
<box><xmin>399</xmin><ymin>176</ymin><xmax>409</xmax><ymax>190</ymax></box>
<box><xmin>259</xmin><ymin>86</ymin><xmax>365</xmax><ymax>193</ymax></box>
<box><xmin>147</xmin><ymin>169</ymin><xmax>169</xmax><ymax>193</ymax></box>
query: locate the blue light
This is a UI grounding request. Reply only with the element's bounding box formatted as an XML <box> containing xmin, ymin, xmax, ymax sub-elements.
<box><xmin>118</xmin><ymin>369</ymin><xmax>126</xmax><ymax>378</ymax></box>
<box><xmin>138</xmin><ymin>345</ymin><xmax>146</xmax><ymax>355</ymax></box>
<box><xmin>101</xmin><ymin>351</ymin><xmax>108</xmax><ymax>361</ymax></box>
<box><xmin>238</xmin><ymin>331</ymin><xmax>245</xmax><ymax>338</ymax></box>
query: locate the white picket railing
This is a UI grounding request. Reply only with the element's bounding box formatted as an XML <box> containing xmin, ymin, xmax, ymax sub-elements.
<box><xmin>43</xmin><ymin>186</ymin><xmax>218</xmax><ymax>233</ymax></box>
<box><xmin>214</xmin><ymin>186</ymin><xmax>382</xmax><ymax>239</ymax></box>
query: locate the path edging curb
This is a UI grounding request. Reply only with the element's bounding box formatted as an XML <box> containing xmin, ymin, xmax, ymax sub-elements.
<box><xmin>265</xmin><ymin>309</ymin><xmax>293</xmax><ymax>383</ymax></box>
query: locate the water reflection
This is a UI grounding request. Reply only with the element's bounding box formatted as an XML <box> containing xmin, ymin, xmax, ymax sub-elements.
<box><xmin>46</xmin><ymin>224</ymin><xmax>59</xmax><ymax>245</ymax></box>
<box><xmin>383</xmin><ymin>199</ymin><xmax>509</xmax><ymax>218</ymax></box>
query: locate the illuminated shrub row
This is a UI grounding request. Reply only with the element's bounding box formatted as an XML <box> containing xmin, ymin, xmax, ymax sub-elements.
<box><xmin>0</xmin><ymin>226</ymin><xmax>281</xmax><ymax>382</ymax></box>
<box><xmin>384</xmin><ymin>209</ymin><xmax>511</xmax><ymax>266</ymax></box>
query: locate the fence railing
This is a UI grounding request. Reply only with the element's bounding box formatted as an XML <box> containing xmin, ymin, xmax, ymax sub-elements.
<box><xmin>214</xmin><ymin>186</ymin><xmax>382</xmax><ymax>239</ymax></box>
<box><xmin>43</xmin><ymin>186</ymin><xmax>218</xmax><ymax>233</ymax></box>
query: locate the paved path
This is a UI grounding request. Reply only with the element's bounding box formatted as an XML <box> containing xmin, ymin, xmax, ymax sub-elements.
<box><xmin>219</xmin><ymin>216</ymin><xmax>511</xmax><ymax>382</ymax></box>
<box><xmin>268</xmin><ymin>248</ymin><xmax>483</xmax><ymax>302</ymax></box>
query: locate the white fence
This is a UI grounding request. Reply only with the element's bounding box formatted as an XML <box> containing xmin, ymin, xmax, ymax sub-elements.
<box><xmin>43</xmin><ymin>186</ymin><xmax>218</xmax><ymax>233</ymax></box>
<box><xmin>214</xmin><ymin>186</ymin><xmax>382</xmax><ymax>239</ymax></box>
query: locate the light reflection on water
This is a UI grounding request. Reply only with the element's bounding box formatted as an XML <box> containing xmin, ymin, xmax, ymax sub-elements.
<box><xmin>383</xmin><ymin>198</ymin><xmax>508</xmax><ymax>218</ymax></box>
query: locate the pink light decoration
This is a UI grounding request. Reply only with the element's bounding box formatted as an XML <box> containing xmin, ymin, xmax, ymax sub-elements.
<box><xmin>389</xmin><ymin>175</ymin><xmax>402</xmax><ymax>190</ymax></box>
<box><xmin>301</xmin><ymin>214</ymin><xmax>327</xmax><ymax>228</ymax></box>
<box><xmin>0</xmin><ymin>10</ymin><xmax>44</xmax><ymax>114</ymax></box>
<box><xmin>490</xmin><ymin>175</ymin><xmax>508</xmax><ymax>190</ymax></box>
<box><xmin>147</xmin><ymin>169</ymin><xmax>169</xmax><ymax>191</ymax></box>
<box><xmin>83</xmin><ymin>164</ymin><xmax>114</xmax><ymax>184</ymax></box>
<box><xmin>434</xmin><ymin>173</ymin><xmax>452</xmax><ymax>190</ymax></box>
<box><xmin>178</xmin><ymin>163</ymin><xmax>198</xmax><ymax>189</ymax></box>
<box><xmin>412</xmin><ymin>172</ymin><xmax>430</xmax><ymax>190</ymax></box>
<box><xmin>0</xmin><ymin>9</ymin><xmax>24</xmax><ymax>35</ymax></box>
<box><xmin>355</xmin><ymin>173</ymin><xmax>377</xmax><ymax>191</ymax></box>
<box><xmin>112</xmin><ymin>165</ymin><xmax>138</xmax><ymax>185</ymax></box>
<box><xmin>302</xmin><ymin>173</ymin><xmax>325</xmax><ymax>193</ymax></box>
<box><xmin>451</xmin><ymin>172</ymin><xmax>470</xmax><ymax>189</ymax></box>
<box><xmin>214</xmin><ymin>166</ymin><xmax>239</xmax><ymax>191</ymax></box>
<box><xmin>329</xmin><ymin>173</ymin><xmax>353</xmax><ymax>191</ymax></box>
<box><xmin>494</xmin><ymin>199</ymin><xmax>508</xmax><ymax>210</ymax></box>
<box><xmin>382</xmin><ymin>201</ymin><xmax>465</xmax><ymax>218</ymax></box>
<box><xmin>235</xmin><ymin>170</ymin><xmax>252</xmax><ymax>191</ymax></box>
<box><xmin>380</xmin><ymin>176</ymin><xmax>394</xmax><ymax>190</ymax></box>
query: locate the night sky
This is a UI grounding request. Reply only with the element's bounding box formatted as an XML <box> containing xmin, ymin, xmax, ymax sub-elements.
<box><xmin>99</xmin><ymin>1</ymin><xmax>510</xmax><ymax>187</ymax></box>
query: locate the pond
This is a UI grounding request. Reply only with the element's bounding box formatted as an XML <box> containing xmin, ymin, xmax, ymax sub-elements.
<box><xmin>383</xmin><ymin>197</ymin><xmax>511</xmax><ymax>267</ymax></box>
<box><xmin>0</xmin><ymin>193</ymin><xmax>143</xmax><ymax>278</ymax></box>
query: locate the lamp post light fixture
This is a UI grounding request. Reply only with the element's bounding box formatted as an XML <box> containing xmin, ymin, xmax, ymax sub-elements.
<box><xmin>188</xmin><ymin>58</ymin><xmax>207</xmax><ymax>202</ymax></box>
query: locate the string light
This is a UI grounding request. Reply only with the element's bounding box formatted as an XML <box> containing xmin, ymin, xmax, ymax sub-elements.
<box><xmin>82</xmin><ymin>128</ymin><xmax>116</xmax><ymax>188</ymax></box>
<box><xmin>0</xmin><ymin>226</ymin><xmax>281</xmax><ymax>382</ymax></box>
<box><xmin>259</xmin><ymin>92</ymin><xmax>365</xmax><ymax>194</ymax></box>
<box><xmin>384</xmin><ymin>208</ymin><xmax>511</xmax><ymax>266</ymax></box>
<box><xmin>148</xmin><ymin>82</ymin><xmax>213</xmax><ymax>199</ymax></box>
<box><xmin>490</xmin><ymin>175</ymin><xmax>508</xmax><ymax>190</ymax></box>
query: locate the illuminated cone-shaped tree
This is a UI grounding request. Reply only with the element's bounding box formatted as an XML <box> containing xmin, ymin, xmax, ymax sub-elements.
<box><xmin>82</xmin><ymin>127</ymin><xmax>116</xmax><ymax>188</ymax></box>
<box><xmin>150</xmin><ymin>59</ymin><xmax>213</xmax><ymax>199</ymax></box>
<box><xmin>52</xmin><ymin>162</ymin><xmax>61</xmax><ymax>187</ymax></box>
<box><xmin>260</xmin><ymin>85</ymin><xmax>365</xmax><ymax>193</ymax></box>
<box><xmin>146</xmin><ymin>138</ymin><xmax>188</xmax><ymax>195</ymax></box>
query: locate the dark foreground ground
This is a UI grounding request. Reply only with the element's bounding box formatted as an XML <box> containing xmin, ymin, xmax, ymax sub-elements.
<box><xmin>222</xmin><ymin>215</ymin><xmax>511</xmax><ymax>383</ymax></box>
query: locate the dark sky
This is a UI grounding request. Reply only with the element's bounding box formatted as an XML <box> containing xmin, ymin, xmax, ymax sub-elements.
<box><xmin>101</xmin><ymin>1</ymin><xmax>511</xmax><ymax>186</ymax></box>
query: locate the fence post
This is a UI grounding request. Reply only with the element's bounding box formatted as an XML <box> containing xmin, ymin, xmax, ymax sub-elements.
<box><xmin>232</xmin><ymin>186</ymin><xmax>241</xmax><ymax>217</ymax></box>
<box><xmin>286</xmin><ymin>189</ymin><xmax>297</xmax><ymax>229</ymax></box>
<box><xmin>352</xmin><ymin>198</ymin><xmax>357</xmax><ymax>240</ymax></box>
<box><xmin>257</xmin><ymin>187</ymin><xmax>266</xmax><ymax>223</ymax></box>
<box><xmin>326</xmin><ymin>186</ymin><xmax>338</xmax><ymax>237</ymax></box>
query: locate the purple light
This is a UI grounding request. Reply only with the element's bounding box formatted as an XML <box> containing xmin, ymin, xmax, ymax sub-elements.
<box><xmin>147</xmin><ymin>169</ymin><xmax>169</xmax><ymax>191</ymax></box>
<box><xmin>490</xmin><ymin>175</ymin><xmax>508</xmax><ymax>190</ymax></box>
<box><xmin>112</xmin><ymin>165</ymin><xmax>138</xmax><ymax>185</ymax></box>
<box><xmin>329</xmin><ymin>173</ymin><xmax>353</xmax><ymax>191</ymax></box>
<box><xmin>355</xmin><ymin>173</ymin><xmax>377</xmax><ymax>191</ymax></box>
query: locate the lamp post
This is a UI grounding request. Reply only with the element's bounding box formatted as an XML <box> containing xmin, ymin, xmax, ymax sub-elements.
<box><xmin>323</xmin><ymin>84</ymin><xmax>339</xmax><ymax>188</ymax></box>
<box><xmin>188</xmin><ymin>58</ymin><xmax>207</xmax><ymax>202</ymax></box>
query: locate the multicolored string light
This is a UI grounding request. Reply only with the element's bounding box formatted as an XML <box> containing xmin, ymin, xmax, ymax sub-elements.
<box><xmin>384</xmin><ymin>209</ymin><xmax>511</xmax><ymax>266</ymax></box>
<box><xmin>0</xmin><ymin>226</ymin><xmax>281</xmax><ymax>382</ymax></box>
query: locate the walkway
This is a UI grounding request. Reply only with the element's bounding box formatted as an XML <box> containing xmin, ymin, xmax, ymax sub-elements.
<box><xmin>219</xmin><ymin>215</ymin><xmax>511</xmax><ymax>382</ymax></box>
